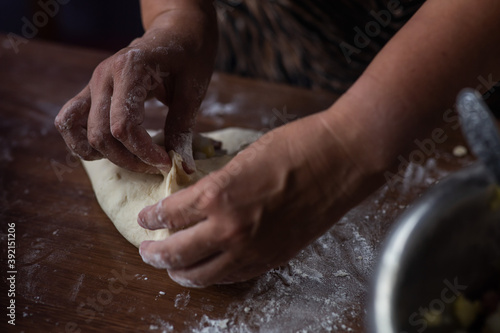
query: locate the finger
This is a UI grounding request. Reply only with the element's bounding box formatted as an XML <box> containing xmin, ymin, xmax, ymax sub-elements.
<box><xmin>86</xmin><ymin>78</ymin><xmax>159</xmax><ymax>174</ymax></box>
<box><xmin>55</xmin><ymin>86</ymin><xmax>102</xmax><ymax>160</ymax></box>
<box><xmin>139</xmin><ymin>219</ymin><xmax>223</xmax><ymax>270</ymax></box>
<box><xmin>166</xmin><ymin>128</ymin><xmax>194</xmax><ymax>174</ymax></box>
<box><xmin>138</xmin><ymin>187</ymin><xmax>207</xmax><ymax>231</ymax></box>
<box><xmin>218</xmin><ymin>263</ymin><xmax>271</xmax><ymax>285</ymax></box>
<box><xmin>164</xmin><ymin>76</ymin><xmax>207</xmax><ymax>173</ymax></box>
<box><xmin>168</xmin><ymin>252</ymin><xmax>274</xmax><ymax>287</ymax></box>
<box><xmin>167</xmin><ymin>251</ymin><xmax>236</xmax><ymax>288</ymax></box>
<box><xmin>109</xmin><ymin>70</ymin><xmax>171</xmax><ymax>171</ymax></box>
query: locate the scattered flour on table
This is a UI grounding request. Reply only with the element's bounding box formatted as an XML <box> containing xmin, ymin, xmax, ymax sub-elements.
<box><xmin>147</xmin><ymin>315</ymin><xmax>174</xmax><ymax>332</ymax></box>
<box><xmin>181</xmin><ymin>157</ymin><xmax>457</xmax><ymax>332</ymax></box>
<box><xmin>452</xmin><ymin>145</ymin><xmax>468</xmax><ymax>157</ymax></box>
<box><xmin>187</xmin><ymin>222</ymin><xmax>373</xmax><ymax>332</ymax></box>
<box><xmin>333</xmin><ymin>270</ymin><xmax>350</xmax><ymax>278</ymax></box>
<box><xmin>192</xmin><ymin>316</ymin><xmax>230</xmax><ymax>333</ymax></box>
<box><xmin>135</xmin><ymin>273</ymin><xmax>149</xmax><ymax>281</ymax></box>
<box><xmin>174</xmin><ymin>291</ymin><xmax>191</xmax><ymax>310</ymax></box>
<box><xmin>69</xmin><ymin>274</ymin><xmax>85</xmax><ymax>302</ymax></box>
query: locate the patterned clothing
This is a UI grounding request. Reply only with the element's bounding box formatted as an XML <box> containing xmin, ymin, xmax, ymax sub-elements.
<box><xmin>214</xmin><ymin>0</ymin><xmax>426</xmax><ymax>93</ymax></box>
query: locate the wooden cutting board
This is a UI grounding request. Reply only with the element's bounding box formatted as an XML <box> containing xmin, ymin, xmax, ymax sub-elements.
<box><xmin>0</xmin><ymin>34</ymin><xmax>474</xmax><ymax>332</ymax></box>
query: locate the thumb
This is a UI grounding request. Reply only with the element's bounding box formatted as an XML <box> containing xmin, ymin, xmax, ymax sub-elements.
<box><xmin>164</xmin><ymin>77</ymin><xmax>205</xmax><ymax>173</ymax></box>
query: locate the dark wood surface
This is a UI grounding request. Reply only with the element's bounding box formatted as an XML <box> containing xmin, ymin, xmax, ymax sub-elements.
<box><xmin>0</xmin><ymin>35</ymin><xmax>476</xmax><ymax>333</ymax></box>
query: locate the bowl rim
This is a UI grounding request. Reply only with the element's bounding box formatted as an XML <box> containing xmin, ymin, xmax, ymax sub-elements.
<box><xmin>367</xmin><ymin>162</ymin><xmax>496</xmax><ymax>333</ymax></box>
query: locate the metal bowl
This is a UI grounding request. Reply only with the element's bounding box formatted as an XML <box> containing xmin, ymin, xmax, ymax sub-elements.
<box><xmin>369</xmin><ymin>163</ymin><xmax>500</xmax><ymax>332</ymax></box>
<box><xmin>369</xmin><ymin>90</ymin><xmax>500</xmax><ymax>332</ymax></box>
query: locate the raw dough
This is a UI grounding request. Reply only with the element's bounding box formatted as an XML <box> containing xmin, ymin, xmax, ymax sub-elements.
<box><xmin>82</xmin><ymin>127</ymin><xmax>261</xmax><ymax>247</ymax></box>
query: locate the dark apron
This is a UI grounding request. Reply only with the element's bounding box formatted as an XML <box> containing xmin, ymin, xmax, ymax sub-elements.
<box><xmin>214</xmin><ymin>0</ymin><xmax>426</xmax><ymax>94</ymax></box>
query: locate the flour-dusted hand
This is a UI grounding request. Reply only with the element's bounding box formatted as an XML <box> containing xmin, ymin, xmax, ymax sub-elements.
<box><xmin>137</xmin><ymin>110</ymin><xmax>382</xmax><ymax>287</ymax></box>
<box><xmin>55</xmin><ymin>1</ymin><xmax>218</xmax><ymax>173</ymax></box>
<box><xmin>136</xmin><ymin>0</ymin><xmax>500</xmax><ymax>287</ymax></box>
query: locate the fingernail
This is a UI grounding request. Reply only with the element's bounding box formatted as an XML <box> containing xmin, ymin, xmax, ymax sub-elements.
<box><xmin>137</xmin><ymin>207</ymin><xmax>151</xmax><ymax>227</ymax></box>
<box><xmin>137</xmin><ymin>214</ymin><xmax>145</xmax><ymax>227</ymax></box>
<box><xmin>139</xmin><ymin>241</ymin><xmax>150</xmax><ymax>255</ymax></box>
<box><xmin>139</xmin><ymin>242</ymin><xmax>152</xmax><ymax>262</ymax></box>
<box><xmin>140</xmin><ymin>247</ymin><xmax>172</xmax><ymax>269</ymax></box>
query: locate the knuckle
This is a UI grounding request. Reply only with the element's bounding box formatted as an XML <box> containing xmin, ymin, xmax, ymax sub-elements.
<box><xmin>110</xmin><ymin>120</ymin><xmax>129</xmax><ymax>141</ymax></box>
<box><xmin>70</xmin><ymin>139</ymin><xmax>100</xmax><ymax>160</ymax></box>
<box><xmin>222</xmin><ymin>220</ymin><xmax>251</xmax><ymax>246</ymax></box>
<box><xmin>87</xmin><ymin>130</ymin><xmax>108</xmax><ymax>150</ymax></box>
<box><xmin>92</xmin><ymin>61</ymin><xmax>110</xmax><ymax>80</ymax></box>
<box><xmin>55</xmin><ymin>98</ymin><xmax>88</xmax><ymax>131</ymax></box>
<box><xmin>155</xmin><ymin>202</ymin><xmax>175</xmax><ymax>229</ymax></box>
<box><xmin>195</xmin><ymin>179</ymin><xmax>223</xmax><ymax>209</ymax></box>
<box><xmin>112</xmin><ymin>53</ymin><xmax>129</xmax><ymax>72</ymax></box>
<box><xmin>112</xmin><ymin>49</ymin><xmax>142</xmax><ymax>73</ymax></box>
<box><xmin>54</xmin><ymin>113</ymin><xmax>65</xmax><ymax>131</ymax></box>
<box><xmin>167</xmin><ymin>252</ymin><xmax>183</xmax><ymax>268</ymax></box>
<box><xmin>164</xmin><ymin>218</ymin><xmax>177</xmax><ymax>230</ymax></box>
<box><xmin>175</xmin><ymin>206</ymin><xmax>201</xmax><ymax>228</ymax></box>
<box><xmin>157</xmin><ymin>249</ymin><xmax>173</xmax><ymax>267</ymax></box>
<box><xmin>76</xmin><ymin>146</ymin><xmax>99</xmax><ymax>160</ymax></box>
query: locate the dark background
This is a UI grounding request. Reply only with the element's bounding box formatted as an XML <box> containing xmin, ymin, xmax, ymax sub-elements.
<box><xmin>1</xmin><ymin>0</ymin><xmax>499</xmax><ymax>116</ymax></box>
<box><xmin>0</xmin><ymin>0</ymin><xmax>144</xmax><ymax>51</ymax></box>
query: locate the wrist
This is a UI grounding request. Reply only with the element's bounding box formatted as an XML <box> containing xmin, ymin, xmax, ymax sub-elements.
<box><xmin>141</xmin><ymin>0</ymin><xmax>217</xmax><ymax>31</ymax></box>
<box><xmin>320</xmin><ymin>98</ymin><xmax>390</xmax><ymax>184</ymax></box>
<box><xmin>140</xmin><ymin>8</ymin><xmax>218</xmax><ymax>54</ymax></box>
<box><xmin>277</xmin><ymin>109</ymin><xmax>384</xmax><ymax>212</ymax></box>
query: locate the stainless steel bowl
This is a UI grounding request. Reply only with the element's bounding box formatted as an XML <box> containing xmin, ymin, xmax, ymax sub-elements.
<box><xmin>369</xmin><ymin>90</ymin><xmax>500</xmax><ymax>332</ymax></box>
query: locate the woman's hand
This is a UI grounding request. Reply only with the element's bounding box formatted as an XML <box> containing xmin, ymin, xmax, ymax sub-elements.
<box><xmin>136</xmin><ymin>0</ymin><xmax>500</xmax><ymax>288</ymax></box>
<box><xmin>137</xmin><ymin>107</ymin><xmax>384</xmax><ymax>287</ymax></box>
<box><xmin>55</xmin><ymin>4</ymin><xmax>217</xmax><ymax>173</ymax></box>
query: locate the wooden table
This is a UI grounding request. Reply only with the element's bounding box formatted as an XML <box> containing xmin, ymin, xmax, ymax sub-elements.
<box><xmin>0</xmin><ymin>35</ymin><xmax>475</xmax><ymax>332</ymax></box>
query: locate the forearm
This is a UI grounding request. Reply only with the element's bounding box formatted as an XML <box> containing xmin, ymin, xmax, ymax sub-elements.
<box><xmin>140</xmin><ymin>0</ymin><xmax>216</xmax><ymax>31</ymax></box>
<box><xmin>135</xmin><ymin>0</ymin><xmax>218</xmax><ymax>65</ymax></box>
<box><xmin>325</xmin><ymin>0</ymin><xmax>500</xmax><ymax>174</ymax></box>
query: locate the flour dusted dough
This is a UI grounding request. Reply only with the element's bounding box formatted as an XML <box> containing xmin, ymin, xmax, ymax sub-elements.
<box><xmin>82</xmin><ymin>128</ymin><xmax>261</xmax><ymax>247</ymax></box>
